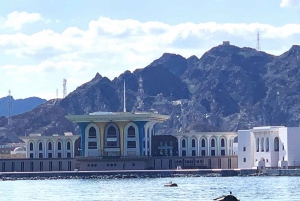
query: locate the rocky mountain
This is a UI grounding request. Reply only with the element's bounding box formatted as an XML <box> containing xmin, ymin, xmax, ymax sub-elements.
<box><xmin>2</xmin><ymin>43</ymin><xmax>300</xmax><ymax>143</ymax></box>
<box><xmin>0</xmin><ymin>96</ymin><xmax>46</xmax><ymax>117</ymax></box>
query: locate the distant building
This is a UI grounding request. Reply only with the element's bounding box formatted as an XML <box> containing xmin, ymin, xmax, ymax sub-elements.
<box><xmin>238</xmin><ymin>126</ymin><xmax>300</xmax><ymax>169</ymax></box>
<box><xmin>223</xmin><ymin>41</ymin><xmax>230</xmax><ymax>45</ymax></box>
<box><xmin>10</xmin><ymin>147</ymin><xmax>26</xmax><ymax>156</ymax></box>
<box><xmin>151</xmin><ymin>135</ymin><xmax>178</xmax><ymax>157</ymax></box>
<box><xmin>0</xmin><ymin>143</ymin><xmax>25</xmax><ymax>155</ymax></box>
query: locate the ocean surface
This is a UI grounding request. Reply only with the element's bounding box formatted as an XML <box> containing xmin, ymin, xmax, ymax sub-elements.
<box><xmin>0</xmin><ymin>176</ymin><xmax>298</xmax><ymax>201</ymax></box>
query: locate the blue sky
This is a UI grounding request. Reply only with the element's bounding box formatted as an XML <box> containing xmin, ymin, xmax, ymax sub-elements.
<box><xmin>0</xmin><ymin>0</ymin><xmax>300</xmax><ymax>99</ymax></box>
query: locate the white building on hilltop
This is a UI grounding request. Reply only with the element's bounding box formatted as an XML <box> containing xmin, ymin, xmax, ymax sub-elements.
<box><xmin>238</xmin><ymin>126</ymin><xmax>300</xmax><ymax>169</ymax></box>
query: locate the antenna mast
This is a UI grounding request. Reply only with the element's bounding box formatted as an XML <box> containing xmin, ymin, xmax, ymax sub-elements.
<box><xmin>256</xmin><ymin>31</ymin><xmax>261</xmax><ymax>51</ymax></box>
<box><xmin>123</xmin><ymin>80</ymin><xmax>126</xmax><ymax>113</ymax></box>
<box><xmin>8</xmin><ymin>90</ymin><xmax>12</xmax><ymax>126</ymax></box>
<box><xmin>63</xmin><ymin>79</ymin><xmax>67</xmax><ymax>98</ymax></box>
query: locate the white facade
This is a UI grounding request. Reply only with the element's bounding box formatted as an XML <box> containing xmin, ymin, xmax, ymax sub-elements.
<box><xmin>174</xmin><ymin>132</ymin><xmax>237</xmax><ymax>157</ymax></box>
<box><xmin>238</xmin><ymin>126</ymin><xmax>300</xmax><ymax>169</ymax></box>
<box><xmin>20</xmin><ymin>133</ymin><xmax>80</xmax><ymax>159</ymax></box>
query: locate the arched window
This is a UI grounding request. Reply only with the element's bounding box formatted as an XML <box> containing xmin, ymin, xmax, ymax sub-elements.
<box><xmin>39</xmin><ymin>142</ymin><xmax>43</xmax><ymax>150</ymax></box>
<box><xmin>67</xmin><ymin>141</ymin><xmax>71</xmax><ymax>150</ymax></box>
<box><xmin>105</xmin><ymin>124</ymin><xmax>120</xmax><ymax>149</ymax></box>
<box><xmin>211</xmin><ymin>139</ymin><xmax>215</xmax><ymax>147</ymax></box>
<box><xmin>200</xmin><ymin>139</ymin><xmax>206</xmax><ymax>156</ymax></box>
<box><xmin>201</xmin><ymin>139</ymin><xmax>206</xmax><ymax>147</ymax></box>
<box><xmin>266</xmin><ymin>137</ymin><xmax>269</xmax><ymax>152</ymax></box>
<box><xmin>108</xmin><ymin>126</ymin><xmax>116</xmax><ymax>137</ymax></box>
<box><xmin>221</xmin><ymin>138</ymin><xmax>225</xmax><ymax>147</ymax></box>
<box><xmin>128</xmin><ymin>126</ymin><xmax>135</xmax><ymax>138</ymax></box>
<box><xmin>30</xmin><ymin>142</ymin><xmax>33</xmax><ymax>151</ymax></box>
<box><xmin>274</xmin><ymin>137</ymin><xmax>279</xmax><ymax>151</ymax></box>
<box><xmin>192</xmin><ymin>139</ymin><xmax>196</xmax><ymax>147</ymax></box>
<box><xmin>48</xmin><ymin>142</ymin><xmax>52</xmax><ymax>150</ymax></box>
<box><xmin>182</xmin><ymin>139</ymin><xmax>186</xmax><ymax>148</ymax></box>
<box><xmin>261</xmin><ymin>138</ymin><xmax>264</xmax><ymax>152</ymax></box>
<box><xmin>89</xmin><ymin>127</ymin><xmax>96</xmax><ymax>138</ymax></box>
<box><xmin>256</xmin><ymin>138</ymin><xmax>259</xmax><ymax>152</ymax></box>
<box><xmin>58</xmin><ymin>142</ymin><xmax>62</xmax><ymax>150</ymax></box>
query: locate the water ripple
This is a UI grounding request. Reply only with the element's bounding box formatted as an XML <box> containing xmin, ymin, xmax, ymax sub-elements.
<box><xmin>0</xmin><ymin>176</ymin><xmax>299</xmax><ymax>201</ymax></box>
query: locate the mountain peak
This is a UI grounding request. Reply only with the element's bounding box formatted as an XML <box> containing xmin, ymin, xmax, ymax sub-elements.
<box><xmin>150</xmin><ymin>53</ymin><xmax>188</xmax><ymax>77</ymax></box>
<box><xmin>279</xmin><ymin>45</ymin><xmax>300</xmax><ymax>58</ymax></box>
<box><xmin>94</xmin><ymin>72</ymin><xmax>102</xmax><ymax>79</ymax></box>
<box><xmin>91</xmin><ymin>73</ymin><xmax>103</xmax><ymax>82</ymax></box>
<box><xmin>289</xmin><ymin>45</ymin><xmax>300</xmax><ymax>53</ymax></box>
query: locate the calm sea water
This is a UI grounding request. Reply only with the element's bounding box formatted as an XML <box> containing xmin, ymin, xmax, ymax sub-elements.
<box><xmin>0</xmin><ymin>176</ymin><xmax>298</xmax><ymax>201</ymax></box>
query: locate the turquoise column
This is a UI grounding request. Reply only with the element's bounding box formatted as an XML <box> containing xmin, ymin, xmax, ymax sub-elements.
<box><xmin>135</xmin><ymin>121</ymin><xmax>147</xmax><ymax>156</ymax></box>
<box><xmin>77</xmin><ymin>122</ymin><xmax>88</xmax><ymax>156</ymax></box>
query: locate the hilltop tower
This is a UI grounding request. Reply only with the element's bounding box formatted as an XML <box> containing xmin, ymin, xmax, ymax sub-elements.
<box><xmin>63</xmin><ymin>79</ymin><xmax>67</xmax><ymax>98</ymax></box>
<box><xmin>256</xmin><ymin>31</ymin><xmax>261</xmax><ymax>51</ymax></box>
<box><xmin>7</xmin><ymin>90</ymin><xmax>12</xmax><ymax>126</ymax></box>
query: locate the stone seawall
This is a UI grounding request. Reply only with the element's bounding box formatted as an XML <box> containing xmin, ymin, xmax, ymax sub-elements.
<box><xmin>0</xmin><ymin>169</ymin><xmax>244</xmax><ymax>180</ymax></box>
<box><xmin>262</xmin><ymin>169</ymin><xmax>300</xmax><ymax>176</ymax></box>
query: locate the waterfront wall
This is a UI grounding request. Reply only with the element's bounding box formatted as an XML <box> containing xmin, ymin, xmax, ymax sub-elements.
<box><xmin>4</xmin><ymin>168</ymin><xmax>300</xmax><ymax>180</ymax></box>
<box><xmin>0</xmin><ymin>158</ymin><xmax>76</xmax><ymax>172</ymax></box>
<box><xmin>0</xmin><ymin>155</ymin><xmax>238</xmax><ymax>173</ymax></box>
<box><xmin>0</xmin><ymin>169</ymin><xmax>241</xmax><ymax>180</ymax></box>
<box><xmin>262</xmin><ymin>169</ymin><xmax>300</xmax><ymax>176</ymax></box>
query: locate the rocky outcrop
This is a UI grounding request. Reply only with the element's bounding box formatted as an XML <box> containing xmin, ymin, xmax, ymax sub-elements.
<box><xmin>150</xmin><ymin>53</ymin><xmax>189</xmax><ymax>77</ymax></box>
<box><xmin>60</xmin><ymin>73</ymin><xmax>121</xmax><ymax>114</ymax></box>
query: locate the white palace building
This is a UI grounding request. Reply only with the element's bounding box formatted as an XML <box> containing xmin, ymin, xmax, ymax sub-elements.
<box><xmin>20</xmin><ymin>133</ymin><xmax>80</xmax><ymax>159</ymax></box>
<box><xmin>5</xmin><ymin>123</ymin><xmax>300</xmax><ymax>172</ymax></box>
<box><xmin>238</xmin><ymin>126</ymin><xmax>300</xmax><ymax>169</ymax></box>
<box><xmin>175</xmin><ymin>132</ymin><xmax>237</xmax><ymax>157</ymax></box>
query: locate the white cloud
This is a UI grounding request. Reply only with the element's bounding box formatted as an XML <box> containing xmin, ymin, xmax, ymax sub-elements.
<box><xmin>280</xmin><ymin>0</ymin><xmax>300</xmax><ymax>7</ymax></box>
<box><xmin>3</xmin><ymin>11</ymin><xmax>43</xmax><ymax>30</ymax></box>
<box><xmin>0</xmin><ymin>17</ymin><xmax>300</xmax><ymax>100</ymax></box>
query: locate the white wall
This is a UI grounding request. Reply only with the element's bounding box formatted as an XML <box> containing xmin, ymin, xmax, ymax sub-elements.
<box><xmin>284</xmin><ymin>127</ymin><xmax>300</xmax><ymax>166</ymax></box>
<box><xmin>238</xmin><ymin>126</ymin><xmax>300</xmax><ymax>169</ymax></box>
<box><xmin>278</xmin><ymin>127</ymin><xmax>288</xmax><ymax>163</ymax></box>
<box><xmin>238</xmin><ymin>130</ymin><xmax>253</xmax><ymax>169</ymax></box>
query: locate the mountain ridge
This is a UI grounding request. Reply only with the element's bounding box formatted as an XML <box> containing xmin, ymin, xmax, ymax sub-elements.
<box><xmin>1</xmin><ymin>43</ymin><xmax>300</xmax><ymax>143</ymax></box>
<box><xmin>0</xmin><ymin>96</ymin><xmax>46</xmax><ymax>118</ymax></box>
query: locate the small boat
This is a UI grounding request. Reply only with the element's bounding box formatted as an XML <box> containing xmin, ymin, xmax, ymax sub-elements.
<box><xmin>164</xmin><ymin>181</ymin><xmax>178</xmax><ymax>187</ymax></box>
<box><xmin>213</xmin><ymin>192</ymin><xmax>239</xmax><ymax>201</ymax></box>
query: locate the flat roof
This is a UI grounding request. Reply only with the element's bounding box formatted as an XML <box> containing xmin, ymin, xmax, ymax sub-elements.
<box><xmin>20</xmin><ymin>134</ymin><xmax>80</xmax><ymax>140</ymax></box>
<box><xmin>174</xmin><ymin>131</ymin><xmax>237</xmax><ymax>137</ymax></box>
<box><xmin>249</xmin><ymin>126</ymin><xmax>285</xmax><ymax>132</ymax></box>
<box><xmin>65</xmin><ymin>112</ymin><xmax>170</xmax><ymax>123</ymax></box>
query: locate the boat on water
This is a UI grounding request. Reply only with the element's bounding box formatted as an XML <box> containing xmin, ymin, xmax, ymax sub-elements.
<box><xmin>164</xmin><ymin>181</ymin><xmax>178</xmax><ymax>187</ymax></box>
<box><xmin>213</xmin><ymin>192</ymin><xmax>239</xmax><ymax>201</ymax></box>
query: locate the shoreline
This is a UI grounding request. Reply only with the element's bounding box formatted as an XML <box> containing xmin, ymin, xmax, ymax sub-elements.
<box><xmin>0</xmin><ymin>168</ymin><xmax>253</xmax><ymax>181</ymax></box>
<box><xmin>2</xmin><ymin>168</ymin><xmax>299</xmax><ymax>181</ymax></box>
